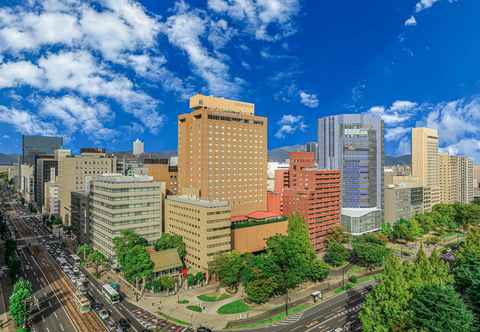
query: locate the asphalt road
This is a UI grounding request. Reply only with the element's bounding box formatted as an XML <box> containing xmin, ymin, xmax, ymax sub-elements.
<box><xmin>242</xmin><ymin>285</ymin><xmax>371</xmax><ymax>332</ymax></box>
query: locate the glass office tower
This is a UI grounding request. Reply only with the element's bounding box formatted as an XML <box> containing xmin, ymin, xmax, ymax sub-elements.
<box><xmin>22</xmin><ymin>135</ymin><xmax>63</xmax><ymax>165</ymax></box>
<box><xmin>318</xmin><ymin>114</ymin><xmax>384</xmax><ymax>233</ymax></box>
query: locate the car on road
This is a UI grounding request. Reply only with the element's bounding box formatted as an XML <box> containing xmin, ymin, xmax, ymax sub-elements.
<box><xmin>197</xmin><ymin>328</ymin><xmax>213</xmax><ymax>332</ymax></box>
<box><xmin>99</xmin><ymin>309</ymin><xmax>110</xmax><ymax>320</ymax></box>
<box><xmin>106</xmin><ymin>318</ymin><xmax>117</xmax><ymax>331</ymax></box>
<box><xmin>118</xmin><ymin>318</ymin><xmax>130</xmax><ymax>329</ymax></box>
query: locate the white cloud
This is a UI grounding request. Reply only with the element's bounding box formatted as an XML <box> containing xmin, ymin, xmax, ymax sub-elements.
<box><xmin>415</xmin><ymin>0</ymin><xmax>441</xmax><ymax>13</ymax></box>
<box><xmin>425</xmin><ymin>98</ymin><xmax>480</xmax><ymax>145</ymax></box>
<box><xmin>385</xmin><ymin>127</ymin><xmax>410</xmax><ymax>142</ymax></box>
<box><xmin>207</xmin><ymin>0</ymin><xmax>300</xmax><ymax>41</ymax></box>
<box><xmin>0</xmin><ymin>106</ymin><xmax>58</xmax><ymax>136</ymax></box>
<box><xmin>369</xmin><ymin>100</ymin><xmax>417</xmax><ymax>124</ymax></box>
<box><xmin>162</xmin><ymin>6</ymin><xmax>242</xmax><ymax>97</ymax></box>
<box><xmin>40</xmin><ymin>95</ymin><xmax>117</xmax><ymax>140</ymax></box>
<box><xmin>443</xmin><ymin>139</ymin><xmax>480</xmax><ymax>162</ymax></box>
<box><xmin>275</xmin><ymin>114</ymin><xmax>306</xmax><ymax>138</ymax></box>
<box><xmin>404</xmin><ymin>16</ymin><xmax>417</xmax><ymax>26</ymax></box>
<box><xmin>0</xmin><ymin>61</ymin><xmax>44</xmax><ymax>88</ymax></box>
<box><xmin>299</xmin><ymin>91</ymin><xmax>319</xmax><ymax>108</ymax></box>
<box><xmin>397</xmin><ymin>137</ymin><xmax>411</xmax><ymax>155</ymax></box>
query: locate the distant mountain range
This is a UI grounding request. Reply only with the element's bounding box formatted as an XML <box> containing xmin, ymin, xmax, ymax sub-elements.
<box><xmin>0</xmin><ymin>153</ymin><xmax>18</xmax><ymax>165</ymax></box>
<box><xmin>385</xmin><ymin>154</ymin><xmax>411</xmax><ymax>166</ymax></box>
<box><xmin>268</xmin><ymin>145</ymin><xmax>305</xmax><ymax>162</ymax></box>
<box><xmin>0</xmin><ymin>149</ymin><xmax>411</xmax><ymax>167</ymax></box>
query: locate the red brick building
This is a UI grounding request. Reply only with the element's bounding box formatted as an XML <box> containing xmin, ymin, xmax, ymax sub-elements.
<box><xmin>275</xmin><ymin>152</ymin><xmax>342</xmax><ymax>252</ymax></box>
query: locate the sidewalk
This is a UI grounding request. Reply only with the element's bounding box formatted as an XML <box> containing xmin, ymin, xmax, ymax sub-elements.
<box><xmin>91</xmin><ymin>265</ymin><xmax>380</xmax><ymax>331</ymax></box>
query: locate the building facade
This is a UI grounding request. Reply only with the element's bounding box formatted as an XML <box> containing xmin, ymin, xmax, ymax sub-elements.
<box><xmin>71</xmin><ymin>191</ymin><xmax>90</xmax><ymax>244</ymax></box>
<box><xmin>57</xmin><ymin>150</ymin><xmax>116</xmax><ymax>225</ymax></box>
<box><xmin>317</xmin><ymin>114</ymin><xmax>384</xmax><ymax>211</ymax></box>
<box><xmin>178</xmin><ymin>94</ymin><xmax>267</xmax><ymax>216</ymax></box>
<box><xmin>20</xmin><ymin>164</ymin><xmax>34</xmax><ymax>203</ymax></box>
<box><xmin>144</xmin><ymin>159</ymin><xmax>178</xmax><ymax>195</ymax></box>
<box><xmin>278</xmin><ymin>152</ymin><xmax>342</xmax><ymax>251</ymax></box>
<box><xmin>384</xmin><ymin>184</ymin><xmax>424</xmax><ymax>224</ymax></box>
<box><xmin>341</xmin><ymin>208</ymin><xmax>383</xmax><ymax>235</ymax></box>
<box><xmin>411</xmin><ymin>127</ymin><xmax>441</xmax><ymax>211</ymax></box>
<box><xmin>133</xmin><ymin>139</ymin><xmax>144</xmax><ymax>156</ymax></box>
<box><xmin>34</xmin><ymin>156</ymin><xmax>57</xmax><ymax>209</ymax></box>
<box><xmin>165</xmin><ymin>195</ymin><xmax>231</xmax><ymax>275</ymax></box>
<box><xmin>22</xmin><ymin>135</ymin><xmax>63</xmax><ymax>165</ymax></box>
<box><xmin>44</xmin><ymin>181</ymin><xmax>59</xmax><ymax>216</ymax></box>
<box><xmin>90</xmin><ymin>175</ymin><xmax>164</xmax><ymax>259</ymax></box>
<box><xmin>305</xmin><ymin>142</ymin><xmax>319</xmax><ymax>161</ymax></box>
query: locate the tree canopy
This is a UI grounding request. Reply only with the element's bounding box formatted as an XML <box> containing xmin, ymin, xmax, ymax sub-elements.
<box><xmin>9</xmin><ymin>278</ymin><xmax>32</xmax><ymax>327</ymax></box>
<box><xmin>154</xmin><ymin>233</ymin><xmax>186</xmax><ymax>261</ymax></box>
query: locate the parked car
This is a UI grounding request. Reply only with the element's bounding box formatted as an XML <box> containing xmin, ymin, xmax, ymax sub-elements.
<box><xmin>99</xmin><ymin>309</ymin><xmax>109</xmax><ymax>320</ymax></box>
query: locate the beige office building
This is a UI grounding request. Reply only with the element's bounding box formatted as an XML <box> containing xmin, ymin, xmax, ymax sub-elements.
<box><xmin>57</xmin><ymin>150</ymin><xmax>116</xmax><ymax>224</ymax></box>
<box><xmin>474</xmin><ymin>165</ymin><xmax>480</xmax><ymax>198</ymax></box>
<box><xmin>411</xmin><ymin>128</ymin><xmax>441</xmax><ymax>211</ymax></box>
<box><xmin>165</xmin><ymin>196</ymin><xmax>231</xmax><ymax>275</ymax></box>
<box><xmin>44</xmin><ymin>181</ymin><xmax>59</xmax><ymax>216</ymax></box>
<box><xmin>439</xmin><ymin>153</ymin><xmax>453</xmax><ymax>203</ymax></box>
<box><xmin>90</xmin><ymin>174</ymin><xmax>164</xmax><ymax>259</ymax></box>
<box><xmin>384</xmin><ymin>184</ymin><xmax>424</xmax><ymax>224</ymax></box>
<box><xmin>449</xmin><ymin>155</ymin><xmax>474</xmax><ymax>204</ymax></box>
<box><xmin>178</xmin><ymin>94</ymin><xmax>267</xmax><ymax>216</ymax></box>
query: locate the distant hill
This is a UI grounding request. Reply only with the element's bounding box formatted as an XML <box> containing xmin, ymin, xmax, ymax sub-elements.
<box><xmin>110</xmin><ymin>151</ymin><xmax>177</xmax><ymax>159</ymax></box>
<box><xmin>269</xmin><ymin>145</ymin><xmax>305</xmax><ymax>162</ymax></box>
<box><xmin>385</xmin><ymin>155</ymin><xmax>411</xmax><ymax>166</ymax></box>
<box><xmin>0</xmin><ymin>153</ymin><xmax>18</xmax><ymax>165</ymax></box>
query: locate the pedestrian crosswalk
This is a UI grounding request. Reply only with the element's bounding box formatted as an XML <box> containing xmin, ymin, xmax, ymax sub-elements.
<box><xmin>273</xmin><ymin>312</ymin><xmax>304</xmax><ymax>326</ymax></box>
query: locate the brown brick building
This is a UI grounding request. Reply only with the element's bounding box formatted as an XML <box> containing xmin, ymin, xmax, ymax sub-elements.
<box><xmin>275</xmin><ymin>152</ymin><xmax>342</xmax><ymax>251</ymax></box>
<box><xmin>143</xmin><ymin>159</ymin><xmax>178</xmax><ymax>195</ymax></box>
<box><xmin>178</xmin><ymin>94</ymin><xmax>267</xmax><ymax>216</ymax></box>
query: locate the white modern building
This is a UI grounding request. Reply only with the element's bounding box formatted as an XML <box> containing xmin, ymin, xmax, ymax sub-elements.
<box><xmin>90</xmin><ymin>174</ymin><xmax>164</xmax><ymax>259</ymax></box>
<box><xmin>133</xmin><ymin>139</ymin><xmax>144</xmax><ymax>156</ymax></box>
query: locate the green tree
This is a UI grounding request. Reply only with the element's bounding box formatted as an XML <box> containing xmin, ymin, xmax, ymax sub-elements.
<box><xmin>9</xmin><ymin>279</ymin><xmax>32</xmax><ymax>327</ymax></box>
<box><xmin>211</xmin><ymin>251</ymin><xmax>245</xmax><ymax>292</ymax></box>
<box><xmin>360</xmin><ymin>256</ymin><xmax>411</xmax><ymax>332</ymax></box>
<box><xmin>159</xmin><ymin>276</ymin><xmax>175</xmax><ymax>291</ymax></box>
<box><xmin>267</xmin><ymin>234</ymin><xmax>306</xmax><ymax>315</ymax></box>
<box><xmin>409</xmin><ymin>284</ymin><xmax>475</xmax><ymax>332</ymax></box>
<box><xmin>76</xmin><ymin>244</ymin><xmax>93</xmax><ymax>263</ymax></box>
<box><xmin>154</xmin><ymin>233</ymin><xmax>187</xmax><ymax>261</ymax></box>
<box><xmin>324</xmin><ymin>239</ymin><xmax>349</xmax><ymax>267</ymax></box>
<box><xmin>351</xmin><ymin>234</ymin><xmax>390</xmax><ymax>269</ymax></box>
<box><xmin>194</xmin><ymin>271</ymin><xmax>205</xmax><ymax>285</ymax></box>
<box><xmin>325</xmin><ymin>225</ymin><xmax>351</xmax><ymax>244</ymax></box>
<box><xmin>120</xmin><ymin>244</ymin><xmax>153</xmax><ymax>298</ymax></box>
<box><xmin>307</xmin><ymin>259</ymin><xmax>330</xmax><ymax>282</ymax></box>
<box><xmin>245</xmin><ymin>277</ymin><xmax>277</xmax><ymax>304</ymax></box>
<box><xmin>88</xmin><ymin>250</ymin><xmax>107</xmax><ymax>277</ymax></box>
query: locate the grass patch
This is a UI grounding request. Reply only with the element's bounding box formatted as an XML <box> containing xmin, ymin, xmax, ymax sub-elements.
<box><xmin>197</xmin><ymin>293</ymin><xmax>231</xmax><ymax>302</ymax></box>
<box><xmin>178</xmin><ymin>299</ymin><xmax>189</xmax><ymax>304</ymax></box>
<box><xmin>217</xmin><ymin>300</ymin><xmax>250</xmax><ymax>315</ymax></box>
<box><xmin>232</xmin><ymin>304</ymin><xmax>311</xmax><ymax>329</ymax></box>
<box><xmin>157</xmin><ymin>312</ymin><xmax>190</xmax><ymax>326</ymax></box>
<box><xmin>186</xmin><ymin>305</ymin><xmax>202</xmax><ymax>313</ymax></box>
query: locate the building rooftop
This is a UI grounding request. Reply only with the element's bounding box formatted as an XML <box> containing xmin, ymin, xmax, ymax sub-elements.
<box><xmin>94</xmin><ymin>173</ymin><xmax>154</xmax><ymax>183</ymax></box>
<box><xmin>167</xmin><ymin>195</ymin><xmax>230</xmax><ymax>209</ymax></box>
<box><xmin>146</xmin><ymin>247</ymin><xmax>183</xmax><ymax>273</ymax></box>
<box><xmin>341</xmin><ymin>207</ymin><xmax>381</xmax><ymax>218</ymax></box>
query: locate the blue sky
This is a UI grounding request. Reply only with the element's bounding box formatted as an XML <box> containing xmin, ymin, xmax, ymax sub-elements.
<box><xmin>0</xmin><ymin>0</ymin><xmax>479</xmax><ymax>161</ymax></box>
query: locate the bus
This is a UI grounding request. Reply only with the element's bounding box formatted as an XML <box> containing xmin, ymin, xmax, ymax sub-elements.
<box><xmin>74</xmin><ymin>293</ymin><xmax>91</xmax><ymax>313</ymax></box>
<box><xmin>102</xmin><ymin>284</ymin><xmax>120</xmax><ymax>304</ymax></box>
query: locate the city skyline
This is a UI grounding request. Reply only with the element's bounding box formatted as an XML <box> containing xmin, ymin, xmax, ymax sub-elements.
<box><xmin>0</xmin><ymin>0</ymin><xmax>478</xmax><ymax>162</ymax></box>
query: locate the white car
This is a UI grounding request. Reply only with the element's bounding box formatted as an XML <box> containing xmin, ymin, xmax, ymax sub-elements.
<box><xmin>99</xmin><ymin>309</ymin><xmax>109</xmax><ymax>320</ymax></box>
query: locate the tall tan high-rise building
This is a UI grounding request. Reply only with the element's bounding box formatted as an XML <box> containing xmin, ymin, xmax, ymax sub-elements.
<box><xmin>57</xmin><ymin>149</ymin><xmax>116</xmax><ymax>224</ymax></box>
<box><xmin>178</xmin><ymin>94</ymin><xmax>267</xmax><ymax>216</ymax></box>
<box><xmin>411</xmin><ymin>128</ymin><xmax>441</xmax><ymax>211</ymax></box>
<box><xmin>449</xmin><ymin>155</ymin><xmax>474</xmax><ymax>204</ymax></box>
<box><xmin>474</xmin><ymin>165</ymin><xmax>480</xmax><ymax>198</ymax></box>
<box><xmin>439</xmin><ymin>153</ymin><xmax>453</xmax><ymax>203</ymax></box>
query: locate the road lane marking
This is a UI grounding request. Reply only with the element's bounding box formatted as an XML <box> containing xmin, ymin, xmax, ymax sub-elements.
<box><xmin>59</xmin><ymin>323</ymin><xmax>65</xmax><ymax>331</ymax></box>
<box><xmin>54</xmin><ymin>311</ymin><xmax>58</xmax><ymax>319</ymax></box>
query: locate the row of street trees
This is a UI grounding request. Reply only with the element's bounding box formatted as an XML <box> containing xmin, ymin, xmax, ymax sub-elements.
<box><xmin>360</xmin><ymin>227</ymin><xmax>480</xmax><ymax>331</ymax></box>
<box><xmin>76</xmin><ymin>244</ymin><xmax>108</xmax><ymax>277</ymax></box>
<box><xmin>211</xmin><ymin>214</ymin><xmax>330</xmax><ymax>313</ymax></box>
<box><xmin>381</xmin><ymin>203</ymin><xmax>480</xmax><ymax>242</ymax></box>
<box><xmin>9</xmin><ymin>278</ymin><xmax>32</xmax><ymax>330</ymax></box>
<box><xmin>324</xmin><ymin>228</ymin><xmax>390</xmax><ymax>270</ymax></box>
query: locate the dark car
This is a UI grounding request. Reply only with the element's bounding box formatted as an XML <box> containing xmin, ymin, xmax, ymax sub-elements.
<box><xmin>118</xmin><ymin>318</ymin><xmax>130</xmax><ymax>329</ymax></box>
<box><xmin>197</xmin><ymin>328</ymin><xmax>213</xmax><ymax>332</ymax></box>
<box><xmin>92</xmin><ymin>302</ymin><xmax>103</xmax><ymax>311</ymax></box>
